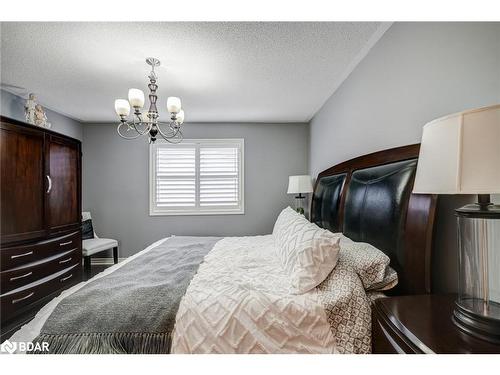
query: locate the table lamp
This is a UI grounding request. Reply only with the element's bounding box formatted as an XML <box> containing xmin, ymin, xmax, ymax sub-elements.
<box><xmin>287</xmin><ymin>175</ymin><xmax>313</xmax><ymax>215</ymax></box>
<box><xmin>413</xmin><ymin>104</ymin><xmax>500</xmax><ymax>343</ymax></box>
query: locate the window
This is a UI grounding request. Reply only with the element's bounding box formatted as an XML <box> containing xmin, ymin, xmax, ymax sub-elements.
<box><xmin>150</xmin><ymin>139</ymin><xmax>244</xmax><ymax>215</ymax></box>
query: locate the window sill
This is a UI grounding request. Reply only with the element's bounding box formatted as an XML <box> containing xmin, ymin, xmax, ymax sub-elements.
<box><xmin>149</xmin><ymin>209</ymin><xmax>245</xmax><ymax>216</ymax></box>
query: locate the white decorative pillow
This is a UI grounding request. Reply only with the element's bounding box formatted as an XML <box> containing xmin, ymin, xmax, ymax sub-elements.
<box><xmin>272</xmin><ymin>206</ymin><xmax>299</xmax><ymax>240</ymax></box>
<box><xmin>272</xmin><ymin>207</ymin><xmax>341</xmax><ymax>294</ymax></box>
<box><xmin>336</xmin><ymin>234</ymin><xmax>398</xmax><ymax>291</ymax></box>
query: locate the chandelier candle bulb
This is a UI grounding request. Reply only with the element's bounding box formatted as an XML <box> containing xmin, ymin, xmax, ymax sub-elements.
<box><xmin>176</xmin><ymin>109</ymin><xmax>185</xmax><ymax>124</ymax></box>
<box><xmin>114</xmin><ymin>99</ymin><xmax>131</xmax><ymax>116</ymax></box>
<box><xmin>167</xmin><ymin>97</ymin><xmax>182</xmax><ymax>114</ymax></box>
<box><xmin>128</xmin><ymin>88</ymin><xmax>145</xmax><ymax>108</ymax></box>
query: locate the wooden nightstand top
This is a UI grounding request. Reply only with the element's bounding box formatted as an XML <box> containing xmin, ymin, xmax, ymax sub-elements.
<box><xmin>372</xmin><ymin>294</ymin><xmax>500</xmax><ymax>353</ymax></box>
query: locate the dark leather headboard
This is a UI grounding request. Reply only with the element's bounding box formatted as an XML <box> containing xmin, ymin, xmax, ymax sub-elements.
<box><xmin>311</xmin><ymin>173</ymin><xmax>346</xmax><ymax>232</ymax></box>
<box><xmin>311</xmin><ymin>144</ymin><xmax>437</xmax><ymax>295</ymax></box>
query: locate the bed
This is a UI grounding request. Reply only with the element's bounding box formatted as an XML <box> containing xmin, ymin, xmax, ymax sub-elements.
<box><xmin>5</xmin><ymin>144</ymin><xmax>436</xmax><ymax>354</ymax></box>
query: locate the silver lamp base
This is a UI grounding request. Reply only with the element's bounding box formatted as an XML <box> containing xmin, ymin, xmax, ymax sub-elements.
<box><xmin>454</xmin><ymin>196</ymin><xmax>500</xmax><ymax>344</ymax></box>
<box><xmin>453</xmin><ymin>299</ymin><xmax>500</xmax><ymax>344</ymax></box>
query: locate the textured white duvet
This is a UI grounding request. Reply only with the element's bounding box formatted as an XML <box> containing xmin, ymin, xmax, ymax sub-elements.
<box><xmin>172</xmin><ymin>235</ymin><xmax>337</xmax><ymax>353</ymax></box>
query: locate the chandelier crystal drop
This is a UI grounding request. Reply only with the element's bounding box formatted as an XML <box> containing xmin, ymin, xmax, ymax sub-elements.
<box><xmin>114</xmin><ymin>57</ymin><xmax>185</xmax><ymax>143</ymax></box>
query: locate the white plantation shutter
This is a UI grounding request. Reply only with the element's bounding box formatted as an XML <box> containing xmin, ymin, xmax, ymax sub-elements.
<box><xmin>200</xmin><ymin>147</ymin><xmax>239</xmax><ymax>207</ymax></box>
<box><xmin>155</xmin><ymin>147</ymin><xmax>196</xmax><ymax>208</ymax></box>
<box><xmin>150</xmin><ymin>139</ymin><xmax>244</xmax><ymax>215</ymax></box>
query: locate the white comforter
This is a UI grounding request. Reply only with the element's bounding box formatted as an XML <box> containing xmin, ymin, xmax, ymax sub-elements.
<box><xmin>172</xmin><ymin>235</ymin><xmax>337</xmax><ymax>353</ymax></box>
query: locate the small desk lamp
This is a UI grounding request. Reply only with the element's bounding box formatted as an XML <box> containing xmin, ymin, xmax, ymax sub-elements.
<box><xmin>287</xmin><ymin>175</ymin><xmax>313</xmax><ymax>215</ymax></box>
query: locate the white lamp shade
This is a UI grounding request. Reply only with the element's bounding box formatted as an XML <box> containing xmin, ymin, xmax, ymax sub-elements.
<box><xmin>167</xmin><ymin>97</ymin><xmax>182</xmax><ymax>114</ymax></box>
<box><xmin>176</xmin><ymin>109</ymin><xmax>185</xmax><ymax>124</ymax></box>
<box><xmin>413</xmin><ymin>104</ymin><xmax>500</xmax><ymax>194</ymax></box>
<box><xmin>128</xmin><ymin>88</ymin><xmax>145</xmax><ymax>108</ymax></box>
<box><xmin>287</xmin><ymin>175</ymin><xmax>313</xmax><ymax>194</ymax></box>
<box><xmin>114</xmin><ymin>99</ymin><xmax>130</xmax><ymax>116</ymax></box>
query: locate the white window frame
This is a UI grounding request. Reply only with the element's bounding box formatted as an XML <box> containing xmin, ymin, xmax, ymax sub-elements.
<box><xmin>149</xmin><ymin>138</ymin><xmax>244</xmax><ymax>216</ymax></box>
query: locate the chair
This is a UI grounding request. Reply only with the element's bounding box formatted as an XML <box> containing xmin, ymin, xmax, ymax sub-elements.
<box><xmin>81</xmin><ymin>212</ymin><xmax>119</xmax><ymax>280</ymax></box>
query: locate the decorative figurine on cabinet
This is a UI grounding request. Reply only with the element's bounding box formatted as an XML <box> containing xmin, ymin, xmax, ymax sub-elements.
<box><xmin>34</xmin><ymin>104</ymin><xmax>51</xmax><ymax>128</ymax></box>
<box><xmin>25</xmin><ymin>93</ymin><xmax>37</xmax><ymax>125</ymax></box>
<box><xmin>25</xmin><ymin>93</ymin><xmax>52</xmax><ymax>129</ymax></box>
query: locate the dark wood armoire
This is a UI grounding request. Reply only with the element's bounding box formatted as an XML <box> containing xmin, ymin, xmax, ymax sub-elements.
<box><xmin>0</xmin><ymin>116</ymin><xmax>82</xmax><ymax>341</ymax></box>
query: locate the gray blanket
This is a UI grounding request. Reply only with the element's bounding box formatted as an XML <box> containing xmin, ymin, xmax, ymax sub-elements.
<box><xmin>32</xmin><ymin>236</ymin><xmax>221</xmax><ymax>354</ymax></box>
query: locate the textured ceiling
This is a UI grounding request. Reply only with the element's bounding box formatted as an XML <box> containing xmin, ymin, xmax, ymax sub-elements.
<box><xmin>0</xmin><ymin>22</ymin><xmax>388</xmax><ymax>123</ymax></box>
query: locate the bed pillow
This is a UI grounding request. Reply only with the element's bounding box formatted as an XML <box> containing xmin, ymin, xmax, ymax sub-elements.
<box><xmin>367</xmin><ymin>266</ymin><xmax>398</xmax><ymax>292</ymax></box>
<box><xmin>272</xmin><ymin>206</ymin><xmax>298</xmax><ymax>240</ymax></box>
<box><xmin>81</xmin><ymin>219</ymin><xmax>95</xmax><ymax>240</ymax></box>
<box><xmin>336</xmin><ymin>234</ymin><xmax>398</xmax><ymax>291</ymax></box>
<box><xmin>273</xmin><ymin>207</ymin><xmax>341</xmax><ymax>294</ymax></box>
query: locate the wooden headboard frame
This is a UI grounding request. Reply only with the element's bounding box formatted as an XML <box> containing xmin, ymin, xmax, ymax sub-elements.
<box><xmin>311</xmin><ymin>144</ymin><xmax>437</xmax><ymax>295</ymax></box>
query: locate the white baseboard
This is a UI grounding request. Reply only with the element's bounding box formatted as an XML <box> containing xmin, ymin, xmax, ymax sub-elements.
<box><xmin>91</xmin><ymin>257</ymin><xmax>126</xmax><ymax>265</ymax></box>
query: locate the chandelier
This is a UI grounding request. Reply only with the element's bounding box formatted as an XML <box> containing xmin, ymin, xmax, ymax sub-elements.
<box><xmin>114</xmin><ymin>57</ymin><xmax>185</xmax><ymax>143</ymax></box>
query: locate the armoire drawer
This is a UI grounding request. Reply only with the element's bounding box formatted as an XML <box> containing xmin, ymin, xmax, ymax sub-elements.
<box><xmin>0</xmin><ymin>248</ymin><xmax>80</xmax><ymax>294</ymax></box>
<box><xmin>0</xmin><ymin>231</ymin><xmax>81</xmax><ymax>271</ymax></box>
<box><xmin>1</xmin><ymin>264</ymin><xmax>80</xmax><ymax>322</ymax></box>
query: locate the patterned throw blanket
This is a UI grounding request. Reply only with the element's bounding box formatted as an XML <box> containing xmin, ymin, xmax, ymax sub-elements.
<box><xmin>31</xmin><ymin>236</ymin><xmax>221</xmax><ymax>354</ymax></box>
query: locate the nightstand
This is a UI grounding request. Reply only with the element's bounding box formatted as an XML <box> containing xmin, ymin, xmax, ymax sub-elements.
<box><xmin>372</xmin><ymin>294</ymin><xmax>500</xmax><ymax>353</ymax></box>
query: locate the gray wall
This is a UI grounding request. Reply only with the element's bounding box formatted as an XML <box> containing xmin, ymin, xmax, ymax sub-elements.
<box><xmin>309</xmin><ymin>22</ymin><xmax>500</xmax><ymax>293</ymax></box>
<box><xmin>83</xmin><ymin>122</ymin><xmax>308</xmax><ymax>257</ymax></box>
<box><xmin>0</xmin><ymin>89</ymin><xmax>83</xmax><ymax>141</ymax></box>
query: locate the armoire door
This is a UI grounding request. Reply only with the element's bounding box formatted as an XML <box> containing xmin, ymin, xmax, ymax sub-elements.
<box><xmin>45</xmin><ymin>135</ymin><xmax>81</xmax><ymax>233</ymax></box>
<box><xmin>0</xmin><ymin>121</ymin><xmax>46</xmax><ymax>244</ymax></box>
